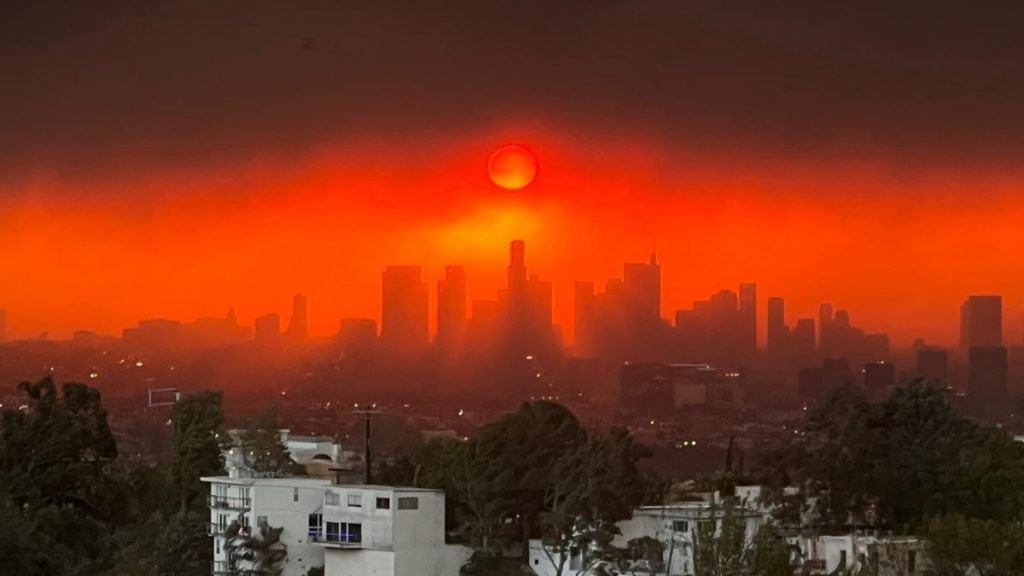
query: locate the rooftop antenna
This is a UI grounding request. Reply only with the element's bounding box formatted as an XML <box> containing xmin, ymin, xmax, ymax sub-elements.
<box><xmin>352</xmin><ymin>407</ymin><xmax>382</xmax><ymax>484</ymax></box>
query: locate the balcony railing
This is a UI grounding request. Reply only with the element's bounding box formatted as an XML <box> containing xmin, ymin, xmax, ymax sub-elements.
<box><xmin>310</xmin><ymin>530</ymin><xmax>362</xmax><ymax>547</ymax></box>
<box><xmin>209</xmin><ymin>523</ymin><xmax>252</xmax><ymax>537</ymax></box>
<box><xmin>209</xmin><ymin>495</ymin><xmax>252</xmax><ymax>510</ymax></box>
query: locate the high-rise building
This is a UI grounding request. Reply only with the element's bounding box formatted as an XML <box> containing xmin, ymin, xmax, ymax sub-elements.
<box><xmin>766</xmin><ymin>297</ymin><xmax>788</xmax><ymax>358</ymax></box>
<box><xmin>508</xmin><ymin>240</ymin><xmax>528</xmax><ymax>296</ymax></box>
<box><xmin>623</xmin><ymin>254</ymin><xmax>661</xmax><ymax>320</ymax></box>
<box><xmin>254</xmin><ymin>313</ymin><xmax>281</xmax><ymax>343</ymax></box>
<box><xmin>792</xmin><ymin>318</ymin><xmax>816</xmax><ymax>359</ymax></box>
<box><xmin>818</xmin><ymin>303</ymin><xmax>834</xmax><ymax>353</ymax></box>
<box><xmin>436</xmin><ymin>266</ymin><xmax>467</xmax><ymax>348</ymax></box>
<box><xmin>574</xmin><ymin>281</ymin><xmax>596</xmax><ymax>351</ymax></box>
<box><xmin>739</xmin><ymin>283</ymin><xmax>757</xmax><ymax>351</ymax></box>
<box><xmin>960</xmin><ymin>295</ymin><xmax>1002</xmax><ymax>348</ymax></box>
<box><xmin>915</xmin><ymin>346</ymin><xmax>949</xmax><ymax>384</ymax></box>
<box><xmin>287</xmin><ymin>294</ymin><xmax>309</xmax><ymax>340</ymax></box>
<box><xmin>381</xmin><ymin>266</ymin><xmax>429</xmax><ymax>355</ymax></box>
<box><xmin>969</xmin><ymin>345</ymin><xmax>1008</xmax><ymax>403</ymax></box>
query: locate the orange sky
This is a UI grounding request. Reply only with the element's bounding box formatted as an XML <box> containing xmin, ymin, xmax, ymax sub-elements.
<box><xmin>2</xmin><ymin>129</ymin><xmax>1023</xmax><ymax>347</ymax></box>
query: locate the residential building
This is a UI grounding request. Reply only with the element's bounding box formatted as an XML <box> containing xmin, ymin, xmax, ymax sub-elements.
<box><xmin>315</xmin><ymin>485</ymin><xmax>471</xmax><ymax>576</ymax></box>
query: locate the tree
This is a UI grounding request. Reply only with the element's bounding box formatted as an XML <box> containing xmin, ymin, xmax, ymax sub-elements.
<box><xmin>769</xmin><ymin>380</ymin><xmax>1024</xmax><ymax>532</ymax></box>
<box><xmin>925</xmin><ymin>514</ymin><xmax>1024</xmax><ymax>576</ymax></box>
<box><xmin>687</xmin><ymin>502</ymin><xmax>793</xmax><ymax>576</ymax></box>
<box><xmin>0</xmin><ymin>377</ymin><xmax>120</xmax><ymax>575</ymax></box>
<box><xmin>224</xmin><ymin>520</ymin><xmax>288</xmax><ymax>576</ymax></box>
<box><xmin>237</xmin><ymin>411</ymin><xmax>299</xmax><ymax>476</ymax></box>
<box><xmin>152</xmin><ymin>510</ymin><xmax>216</xmax><ymax>576</ymax></box>
<box><xmin>539</xmin><ymin>428</ymin><xmax>651</xmax><ymax>576</ymax></box>
<box><xmin>170</xmin><ymin>390</ymin><xmax>227</xmax><ymax>512</ymax></box>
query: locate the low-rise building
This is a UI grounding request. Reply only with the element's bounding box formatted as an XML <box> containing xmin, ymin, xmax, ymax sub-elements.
<box><xmin>315</xmin><ymin>485</ymin><xmax>471</xmax><ymax>576</ymax></box>
<box><xmin>203</xmin><ymin>475</ymin><xmax>332</xmax><ymax>576</ymax></box>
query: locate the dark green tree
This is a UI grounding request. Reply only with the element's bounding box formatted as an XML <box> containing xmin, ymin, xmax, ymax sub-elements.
<box><xmin>925</xmin><ymin>514</ymin><xmax>1024</xmax><ymax>576</ymax></box>
<box><xmin>170</xmin><ymin>390</ymin><xmax>226</xmax><ymax>512</ymax></box>
<box><xmin>237</xmin><ymin>411</ymin><xmax>299</xmax><ymax>476</ymax></box>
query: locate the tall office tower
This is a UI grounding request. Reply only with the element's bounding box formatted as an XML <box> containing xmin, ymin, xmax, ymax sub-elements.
<box><xmin>436</xmin><ymin>266</ymin><xmax>467</xmax><ymax>347</ymax></box>
<box><xmin>792</xmin><ymin>318</ymin><xmax>816</xmax><ymax>357</ymax></box>
<box><xmin>766</xmin><ymin>297</ymin><xmax>788</xmax><ymax>357</ymax></box>
<box><xmin>287</xmin><ymin>294</ymin><xmax>309</xmax><ymax>339</ymax></box>
<box><xmin>254</xmin><ymin>313</ymin><xmax>281</xmax><ymax>343</ymax></box>
<box><xmin>623</xmin><ymin>254</ymin><xmax>661</xmax><ymax>320</ymax></box>
<box><xmin>915</xmin><ymin>346</ymin><xmax>949</xmax><ymax>383</ymax></box>
<box><xmin>739</xmin><ymin>282</ymin><xmax>757</xmax><ymax>351</ymax></box>
<box><xmin>574</xmin><ymin>281</ymin><xmax>596</xmax><ymax>352</ymax></box>
<box><xmin>381</xmin><ymin>265</ymin><xmax>429</xmax><ymax>355</ymax></box>
<box><xmin>0</xmin><ymin>308</ymin><xmax>6</xmax><ymax>342</ymax></box>
<box><xmin>508</xmin><ymin>240</ymin><xmax>528</xmax><ymax>295</ymax></box>
<box><xmin>863</xmin><ymin>361</ymin><xmax>895</xmax><ymax>392</ymax></box>
<box><xmin>818</xmin><ymin>302</ymin><xmax>834</xmax><ymax>354</ymax></box>
<box><xmin>960</xmin><ymin>295</ymin><xmax>1003</xmax><ymax>348</ymax></box>
<box><xmin>969</xmin><ymin>345</ymin><xmax>1008</xmax><ymax>402</ymax></box>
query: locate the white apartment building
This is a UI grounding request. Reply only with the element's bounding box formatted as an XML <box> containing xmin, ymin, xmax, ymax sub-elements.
<box><xmin>314</xmin><ymin>485</ymin><xmax>471</xmax><ymax>576</ymax></box>
<box><xmin>529</xmin><ymin>500</ymin><xmax>766</xmax><ymax>576</ymax></box>
<box><xmin>203</xmin><ymin>475</ymin><xmax>332</xmax><ymax>576</ymax></box>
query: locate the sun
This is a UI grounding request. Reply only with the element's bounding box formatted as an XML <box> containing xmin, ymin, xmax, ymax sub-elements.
<box><xmin>488</xmin><ymin>145</ymin><xmax>538</xmax><ymax>190</ymax></box>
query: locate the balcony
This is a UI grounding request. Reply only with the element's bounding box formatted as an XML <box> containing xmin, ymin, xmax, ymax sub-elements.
<box><xmin>310</xmin><ymin>528</ymin><xmax>363</xmax><ymax>548</ymax></box>
<box><xmin>209</xmin><ymin>523</ymin><xmax>252</xmax><ymax>537</ymax></box>
<box><xmin>209</xmin><ymin>495</ymin><xmax>252</xmax><ymax>510</ymax></box>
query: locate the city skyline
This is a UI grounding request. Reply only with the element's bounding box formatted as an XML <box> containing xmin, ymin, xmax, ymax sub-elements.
<box><xmin>3</xmin><ymin>237</ymin><xmax>1023</xmax><ymax>352</ymax></box>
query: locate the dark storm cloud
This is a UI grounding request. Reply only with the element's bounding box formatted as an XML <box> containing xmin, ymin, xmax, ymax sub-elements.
<box><xmin>3</xmin><ymin>0</ymin><xmax>1024</xmax><ymax>182</ymax></box>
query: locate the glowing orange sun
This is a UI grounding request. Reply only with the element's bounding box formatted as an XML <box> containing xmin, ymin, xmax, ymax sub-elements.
<box><xmin>488</xmin><ymin>145</ymin><xmax>538</xmax><ymax>190</ymax></box>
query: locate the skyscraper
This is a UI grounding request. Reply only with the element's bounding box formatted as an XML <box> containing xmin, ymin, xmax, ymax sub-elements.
<box><xmin>436</xmin><ymin>265</ymin><xmax>467</xmax><ymax>348</ymax></box>
<box><xmin>818</xmin><ymin>302</ymin><xmax>834</xmax><ymax>354</ymax></box>
<box><xmin>623</xmin><ymin>254</ymin><xmax>661</xmax><ymax>320</ymax></box>
<box><xmin>766</xmin><ymin>297</ymin><xmax>788</xmax><ymax>358</ymax></box>
<box><xmin>381</xmin><ymin>265</ymin><xmax>429</xmax><ymax>355</ymax></box>
<box><xmin>287</xmin><ymin>294</ymin><xmax>308</xmax><ymax>340</ymax></box>
<box><xmin>960</xmin><ymin>295</ymin><xmax>1002</xmax><ymax>348</ymax></box>
<box><xmin>969</xmin><ymin>345</ymin><xmax>1008</xmax><ymax>403</ymax></box>
<box><xmin>739</xmin><ymin>282</ymin><xmax>757</xmax><ymax>351</ymax></box>
<box><xmin>574</xmin><ymin>281</ymin><xmax>596</xmax><ymax>352</ymax></box>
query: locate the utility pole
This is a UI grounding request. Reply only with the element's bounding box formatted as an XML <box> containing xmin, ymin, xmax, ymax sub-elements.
<box><xmin>352</xmin><ymin>408</ymin><xmax>382</xmax><ymax>484</ymax></box>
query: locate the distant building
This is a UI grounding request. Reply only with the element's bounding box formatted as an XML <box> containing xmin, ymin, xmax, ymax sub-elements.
<box><xmin>436</xmin><ymin>266</ymin><xmax>467</xmax><ymax>349</ymax></box>
<box><xmin>288</xmin><ymin>294</ymin><xmax>310</xmax><ymax>340</ymax></box>
<box><xmin>381</xmin><ymin>266</ymin><xmax>429</xmax><ymax>356</ymax></box>
<box><xmin>915</xmin><ymin>346</ymin><xmax>948</xmax><ymax>384</ymax></box>
<box><xmin>766</xmin><ymin>297</ymin><xmax>788</xmax><ymax>359</ymax></box>
<box><xmin>960</xmin><ymin>295</ymin><xmax>1002</xmax><ymax>348</ymax></box>
<box><xmin>338</xmin><ymin>318</ymin><xmax>377</xmax><ymax>351</ymax></box>
<box><xmin>254</xmin><ymin>313</ymin><xmax>281</xmax><ymax>344</ymax></box>
<box><xmin>863</xmin><ymin>361</ymin><xmax>895</xmax><ymax>393</ymax></box>
<box><xmin>968</xmin><ymin>345</ymin><xmax>1008</xmax><ymax>402</ymax></box>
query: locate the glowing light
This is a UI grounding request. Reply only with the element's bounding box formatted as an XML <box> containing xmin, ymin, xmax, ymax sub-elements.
<box><xmin>488</xmin><ymin>145</ymin><xmax>538</xmax><ymax>190</ymax></box>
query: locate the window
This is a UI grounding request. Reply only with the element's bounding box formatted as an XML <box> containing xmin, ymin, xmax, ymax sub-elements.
<box><xmin>293</xmin><ymin>487</ymin><xmax>299</xmax><ymax>502</ymax></box>
<box><xmin>308</xmin><ymin>513</ymin><xmax>322</xmax><ymax>539</ymax></box>
<box><xmin>376</xmin><ymin>497</ymin><xmax>391</xmax><ymax>510</ymax></box>
<box><xmin>839</xmin><ymin>550</ymin><xmax>848</xmax><ymax>570</ymax></box>
<box><xmin>397</xmin><ymin>496</ymin><xmax>419</xmax><ymax>510</ymax></box>
<box><xmin>324</xmin><ymin>521</ymin><xmax>362</xmax><ymax>543</ymax></box>
<box><xmin>672</xmin><ymin>520</ymin><xmax>689</xmax><ymax>533</ymax></box>
<box><xmin>257</xmin><ymin>515</ymin><xmax>268</xmax><ymax>528</ymax></box>
<box><xmin>348</xmin><ymin>493</ymin><xmax>362</xmax><ymax>507</ymax></box>
<box><xmin>215</xmin><ymin>536</ymin><xmax>221</xmax><ymax>554</ymax></box>
<box><xmin>326</xmin><ymin>491</ymin><xmax>340</xmax><ymax>506</ymax></box>
<box><xmin>908</xmin><ymin>550</ymin><xmax>916</xmax><ymax>574</ymax></box>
